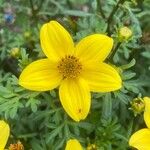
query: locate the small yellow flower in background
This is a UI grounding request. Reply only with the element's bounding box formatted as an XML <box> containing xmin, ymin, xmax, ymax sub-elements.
<box><xmin>129</xmin><ymin>97</ymin><xmax>150</xmax><ymax>150</ymax></box>
<box><xmin>19</xmin><ymin>20</ymin><xmax>122</xmax><ymax>121</ymax></box>
<box><xmin>65</xmin><ymin>139</ymin><xmax>83</xmax><ymax>150</ymax></box>
<box><xmin>0</xmin><ymin>120</ymin><xmax>10</xmax><ymax>150</ymax></box>
<box><xmin>9</xmin><ymin>141</ymin><xmax>24</xmax><ymax>150</ymax></box>
<box><xmin>119</xmin><ymin>26</ymin><xmax>132</xmax><ymax>41</ymax></box>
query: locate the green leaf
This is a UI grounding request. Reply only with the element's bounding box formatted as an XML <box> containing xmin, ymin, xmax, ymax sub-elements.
<box><xmin>46</xmin><ymin>124</ymin><xmax>64</xmax><ymax>143</ymax></box>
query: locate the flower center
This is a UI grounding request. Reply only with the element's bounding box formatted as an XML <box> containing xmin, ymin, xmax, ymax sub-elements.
<box><xmin>57</xmin><ymin>55</ymin><xmax>82</xmax><ymax>79</ymax></box>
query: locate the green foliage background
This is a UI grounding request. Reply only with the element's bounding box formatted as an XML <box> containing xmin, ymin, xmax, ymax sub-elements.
<box><xmin>0</xmin><ymin>0</ymin><xmax>150</xmax><ymax>149</ymax></box>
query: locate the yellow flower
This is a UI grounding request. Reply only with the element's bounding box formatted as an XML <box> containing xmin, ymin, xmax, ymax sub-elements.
<box><xmin>0</xmin><ymin>120</ymin><xmax>10</xmax><ymax>150</ymax></box>
<box><xmin>129</xmin><ymin>97</ymin><xmax>150</xmax><ymax>150</ymax></box>
<box><xmin>19</xmin><ymin>20</ymin><xmax>122</xmax><ymax>121</ymax></box>
<box><xmin>65</xmin><ymin>139</ymin><xmax>83</xmax><ymax>150</ymax></box>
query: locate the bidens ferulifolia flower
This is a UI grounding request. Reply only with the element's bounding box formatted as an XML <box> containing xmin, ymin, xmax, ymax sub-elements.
<box><xmin>0</xmin><ymin>120</ymin><xmax>10</xmax><ymax>150</ymax></box>
<box><xmin>19</xmin><ymin>20</ymin><xmax>122</xmax><ymax>121</ymax></box>
<box><xmin>129</xmin><ymin>97</ymin><xmax>150</xmax><ymax>150</ymax></box>
<box><xmin>65</xmin><ymin>139</ymin><xmax>82</xmax><ymax>150</ymax></box>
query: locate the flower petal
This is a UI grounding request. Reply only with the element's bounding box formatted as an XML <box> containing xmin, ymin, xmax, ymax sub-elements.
<box><xmin>65</xmin><ymin>139</ymin><xmax>83</xmax><ymax>150</ymax></box>
<box><xmin>129</xmin><ymin>128</ymin><xmax>150</xmax><ymax>150</ymax></box>
<box><xmin>0</xmin><ymin>120</ymin><xmax>10</xmax><ymax>150</ymax></box>
<box><xmin>75</xmin><ymin>34</ymin><xmax>113</xmax><ymax>62</ymax></box>
<box><xmin>59</xmin><ymin>78</ymin><xmax>91</xmax><ymax>122</ymax></box>
<box><xmin>81</xmin><ymin>62</ymin><xmax>122</xmax><ymax>92</ymax></box>
<box><xmin>19</xmin><ymin>59</ymin><xmax>62</xmax><ymax>91</ymax></box>
<box><xmin>40</xmin><ymin>21</ymin><xmax>74</xmax><ymax>61</ymax></box>
<box><xmin>144</xmin><ymin>97</ymin><xmax>150</xmax><ymax>128</ymax></box>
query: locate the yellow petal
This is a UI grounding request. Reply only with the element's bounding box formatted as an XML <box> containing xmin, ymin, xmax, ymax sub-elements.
<box><xmin>65</xmin><ymin>139</ymin><xmax>83</xmax><ymax>150</ymax></box>
<box><xmin>75</xmin><ymin>34</ymin><xmax>113</xmax><ymax>62</ymax></box>
<box><xmin>0</xmin><ymin>120</ymin><xmax>10</xmax><ymax>150</ymax></box>
<box><xmin>129</xmin><ymin>128</ymin><xmax>150</xmax><ymax>150</ymax></box>
<box><xmin>40</xmin><ymin>20</ymin><xmax>74</xmax><ymax>61</ymax></box>
<box><xmin>59</xmin><ymin>78</ymin><xmax>91</xmax><ymax>122</ymax></box>
<box><xmin>19</xmin><ymin>59</ymin><xmax>62</xmax><ymax>91</ymax></box>
<box><xmin>81</xmin><ymin>62</ymin><xmax>122</xmax><ymax>92</ymax></box>
<box><xmin>144</xmin><ymin>97</ymin><xmax>150</xmax><ymax>128</ymax></box>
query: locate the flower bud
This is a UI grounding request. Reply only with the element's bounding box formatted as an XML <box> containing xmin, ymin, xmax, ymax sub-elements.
<box><xmin>87</xmin><ymin>144</ymin><xmax>97</xmax><ymax>150</ymax></box>
<box><xmin>24</xmin><ymin>31</ymin><xmax>31</xmax><ymax>39</ymax></box>
<box><xmin>118</xmin><ymin>26</ymin><xmax>132</xmax><ymax>42</ymax></box>
<box><xmin>130</xmin><ymin>98</ymin><xmax>145</xmax><ymax>116</ymax></box>
<box><xmin>10</xmin><ymin>47</ymin><xmax>20</xmax><ymax>58</ymax></box>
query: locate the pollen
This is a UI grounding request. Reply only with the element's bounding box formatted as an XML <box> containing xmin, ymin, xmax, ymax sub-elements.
<box><xmin>57</xmin><ymin>55</ymin><xmax>82</xmax><ymax>79</ymax></box>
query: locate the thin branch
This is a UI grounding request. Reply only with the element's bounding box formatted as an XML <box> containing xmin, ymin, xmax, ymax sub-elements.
<box><xmin>29</xmin><ymin>0</ymin><xmax>35</xmax><ymax>13</ymax></box>
<box><xmin>107</xmin><ymin>42</ymin><xmax>121</xmax><ymax>62</ymax></box>
<box><xmin>37</xmin><ymin>0</ymin><xmax>45</xmax><ymax>12</ymax></box>
<box><xmin>96</xmin><ymin>0</ymin><xmax>106</xmax><ymax>19</ymax></box>
<box><xmin>106</xmin><ymin>0</ymin><xmax>126</xmax><ymax>35</ymax></box>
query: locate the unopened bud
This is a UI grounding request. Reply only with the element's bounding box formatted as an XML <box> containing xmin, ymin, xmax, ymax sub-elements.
<box><xmin>119</xmin><ymin>26</ymin><xmax>132</xmax><ymax>42</ymax></box>
<box><xmin>130</xmin><ymin>98</ymin><xmax>145</xmax><ymax>116</ymax></box>
<box><xmin>87</xmin><ymin>144</ymin><xmax>97</xmax><ymax>150</ymax></box>
<box><xmin>10</xmin><ymin>47</ymin><xmax>20</xmax><ymax>57</ymax></box>
<box><xmin>24</xmin><ymin>31</ymin><xmax>31</xmax><ymax>39</ymax></box>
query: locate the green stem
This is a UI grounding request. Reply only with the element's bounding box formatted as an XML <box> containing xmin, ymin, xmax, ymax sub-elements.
<box><xmin>29</xmin><ymin>0</ymin><xmax>35</xmax><ymax>14</ymax></box>
<box><xmin>108</xmin><ymin>42</ymin><xmax>121</xmax><ymax>62</ymax></box>
<box><xmin>37</xmin><ymin>0</ymin><xmax>45</xmax><ymax>12</ymax></box>
<box><xmin>29</xmin><ymin>0</ymin><xmax>38</xmax><ymax>21</ymax></box>
<box><xmin>106</xmin><ymin>0</ymin><xmax>126</xmax><ymax>35</ymax></box>
<box><xmin>96</xmin><ymin>0</ymin><xmax>106</xmax><ymax>19</ymax></box>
